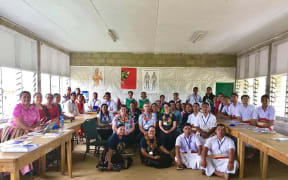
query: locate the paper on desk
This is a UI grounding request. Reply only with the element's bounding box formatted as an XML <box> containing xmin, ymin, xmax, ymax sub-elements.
<box><xmin>273</xmin><ymin>138</ymin><xmax>288</xmax><ymax>142</ymax></box>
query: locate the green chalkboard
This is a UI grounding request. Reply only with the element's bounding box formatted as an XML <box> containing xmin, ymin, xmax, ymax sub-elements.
<box><xmin>216</xmin><ymin>82</ymin><xmax>234</xmax><ymax>98</ymax></box>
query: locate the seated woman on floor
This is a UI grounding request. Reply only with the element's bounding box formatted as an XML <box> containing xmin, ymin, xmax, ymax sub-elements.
<box><xmin>140</xmin><ymin>126</ymin><xmax>173</xmax><ymax>168</ymax></box>
<box><xmin>96</xmin><ymin>104</ymin><xmax>113</xmax><ymax>140</ymax></box>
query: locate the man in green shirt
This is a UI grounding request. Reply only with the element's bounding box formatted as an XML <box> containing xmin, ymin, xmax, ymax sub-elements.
<box><xmin>125</xmin><ymin>91</ymin><xmax>136</xmax><ymax>110</ymax></box>
<box><xmin>139</xmin><ymin>91</ymin><xmax>150</xmax><ymax>111</ymax></box>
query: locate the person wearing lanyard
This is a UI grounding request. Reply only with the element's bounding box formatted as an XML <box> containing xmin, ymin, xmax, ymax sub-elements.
<box><xmin>201</xmin><ymin>124</ymin><xmax>238</xmax><ymax>179</ymax></box>
<box><xmin>88</xmin><ymin>92</ymin><xmax>101</xmax><ymax>111</ymax></box>
<box><xmin>159</xmin><ymin>103</ymin><xmax>177</xmax><ymax>151</ymax></box>
<box><xmin>140</xmin><ymin>126</ymin><xmax>173</xmax><ymax>168</ymax></box>
<box><xmin>252</xmin><ymin>94</ymin><xmax>275</xmax><ymax>130</ymax></box>
<box><xmin>97</xmin><ymin>104</ymin><xmax>113</xmax><ymax>140</ymax></box>
<box><xmin>175</xmin><ymin>123</ymin><xmax>202</xmax><ymax>170</ymax></box>
<box><xmin>195</xmin><ymin>102</ymin><xmax>217</xmax><ymax>144</ymax></box>
<box><xmin>64</xmin><ymin>92</ymin><xmax>80</xmax><ymax>118</ymax></box>
<box><xmin>138</xmin><ymin>103</ymin><xmax>157</xmax><ymax>141</ymax></box>
<box><xmin>102</xmin><ymin>92</ymin><xmax>117</xmax><ymax>114</ymax></box>
<box><xmin>186</xmin><ymin>87</ymin><xmax>202</xmax><ymax>106</ymax></box>
<box><xmin>112</xmin><ymin>104</ymin><xmax>135</xmax><ymax>145</ymax></box>
<box><xmin>236</xmin><ymin>95</ymin><xmax>256</xmax><ymax>124</ymax></box>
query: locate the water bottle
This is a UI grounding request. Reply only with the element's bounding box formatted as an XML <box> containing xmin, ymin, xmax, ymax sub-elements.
<box><xmin>60</xmin><ymin>115</ymin><xmax>64</xmax><ymax>130</ymax></box>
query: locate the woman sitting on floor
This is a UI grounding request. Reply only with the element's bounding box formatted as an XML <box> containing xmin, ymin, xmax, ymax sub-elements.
<box><xmin>140</xmin><ymin>126</ymin><xmax>173</xmax><ymax>168</ymax></box>
<box><xmin>96</xmin><ymin>104</ymin><xmax>113</xmax><ymax>140</ymax></box>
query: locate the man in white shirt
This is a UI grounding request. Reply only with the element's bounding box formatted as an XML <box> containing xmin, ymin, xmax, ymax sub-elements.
<box><xmin>102</xmin><ymin>92</ymin><xmax>117</xmax><ymax>114</ymax></box>
<box><xmin>64</xmin><ymin>92</ymin><xmax>80</xmax><ymax>118</ymax></box>
<box><xmin>228</xmin><ymin>93</ymin><xmax>241</xmax><ymax>119</ymax></box>
<box><xmin>218</xmin><ymin>96</ymin><xmax>231</xmax><ymax>119</ymax></box>
<box><xmin>186</xmin><ymin>87</ymin><xmax>202</xmax><ymax>106</ymax></box>
<box><xmin>187</xmin><ymin>103</ymin><xmax>201</xmax><ymax>129</ymax></box>
<box><xmin>195</xmin><ymin>102</ymin><xmax>217</xmax><ymax>144</ymax></box>
<box><xmin>173</xmin><ymin>92</ymin><xmax>182</xmax><ymax>104</ymax></box>
<box><xmin>201</xmin><ymin>124</ymin><xmax>238</xmax><ymax>179</ymax></box>
<box><xmin>175</xmin><ymin>123</ymin><xmax>202</xmax><ymax>170</ymax></box>
<box><xmin>88</xmin><ymin>92</ymin><xmax>101</xmax><ymax>111</ymax></box>
<box><xmin>252</xmin><ymin>95</ymin><xmax>275</xmax><ymax>130</ymax></box>
<box><xmin>236</xmin><ymin>95</ymin><xmax>256</xmax><ymax>124</ymax></box>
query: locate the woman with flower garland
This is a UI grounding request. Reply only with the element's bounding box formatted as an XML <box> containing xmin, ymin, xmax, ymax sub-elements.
<box><xmin>138</xmin><ymin>102</ymin><xmax>157</xmax><ymax>140</ymax></box>
<box><xmin>159</xmin><ymin>103</ymin><xmax>177</xmax><ymax>151</ymax></box>
<box><xmin>140</xmin><ymin>126</ymin><xmax>173</xmax><ymax>168</ymax></box>
<box><xmin>112</xmin><ymin>104</ymin><xmax>135</xmax><ymax>145</ymax></box>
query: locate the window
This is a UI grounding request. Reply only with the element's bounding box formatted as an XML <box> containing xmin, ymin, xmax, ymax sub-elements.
<box><xmin>22</xmin><ymin>70</ymin><xmax>37</xmax><ymax>95</ymax></box>
<box><xmin>60</xmin><ymin>76</ymin><xmax>70</xmax><ymax>96</ymax></box>
<box><xmin>270</xmin><ymin>75</ymin><xmax>287</xmax><ymax>117</ymax></box>
<box><xmin>41</xmin><ymin>73</ymin><xmax>51</xmax><ymax>97</ymax></box>
<box><xmin>236</xmin><ymin>80</ymin><xmax>244</xmax><ymax>98</ymax></box>
<box><xmin>254</xmin><ymin>77</ymin><xmax>266</xmax><ymax>106</ymax></box>
<box><xmin>51</xmin><ymin>75</ymin><xmax>60</xmax><ymax>94</ymax></box>
<box><xmin>1</xmin><ymin>67</ymin><xmax>18</xmax><ymax>120</ymax></box>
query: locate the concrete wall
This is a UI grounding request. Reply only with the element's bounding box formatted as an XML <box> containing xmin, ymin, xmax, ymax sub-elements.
<box><xmin>70</xmin><ymin>52</ymin><xmax>236</xmax><ymax>67</ymax></box>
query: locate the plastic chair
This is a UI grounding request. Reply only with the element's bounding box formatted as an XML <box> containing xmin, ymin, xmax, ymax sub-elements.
<box><xmin>81</xmin><ymin>119</ymin><xmax>107</xmax><ymax>160</ymax></box>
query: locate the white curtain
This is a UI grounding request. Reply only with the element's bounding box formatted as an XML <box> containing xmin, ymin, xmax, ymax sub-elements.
<box><xmin>257</xmin><ymin>47</ymin><xmax>269</xmax><ymax>77</ymax></box>
<box><xmin>41</xmin><ymin>44</ymin><xmax>70</xmax><ymax>77</ymax></box>
<box><xmin>237</xmin><ymin>55</ymin><xmax>247</xmax><ymax>79</ymax></box>
<box><xmin>0</xmin><ymin>25</ymin><xmax>37</xmax><ymax>71</ymax></box>
<box><xmin>271</xmin><ymin>40</ymin><xmax>288</xmax><ymax>75</ymax></box>
<box><xmin>248</xmin><ymin>53</ymin><xmax>256</xmax><ymax>78</ymax></box>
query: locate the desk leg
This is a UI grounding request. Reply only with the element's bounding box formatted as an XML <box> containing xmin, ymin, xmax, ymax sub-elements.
<box><xmin>260</xmin><ymin>151</ymin><xmax>263</xmax><ymax>174</ymax></box>
<box><xmin>41</xmin><ymin>155</ymin><xmax>46</xmax><ymax>176</ymax></box>
<box><xmin>239</xmin><ymin>139</ymin><xmax>245</xmax><ymax>178</ymax></box>
<box><xmin>237</xmin><ymin>138</ymin><xmax>241</xmax><ymax>161</ymax></box>
<box><xmin>10</xmin><ymin>170</ymin><xmax>20</xmax><ymax>180</ymax></box>
<box><xmin>61</xmin><ymin>142</ymin><xmax>66</xmax><ymax>175</ymax></box>
<box><xmin>261</xmin><ymin>153</ymin><xmax>269</xmax><ymax>179</ymax></box>
<box><xmin>67</xmin><ymin>140</ymin><xmax>72</xmax><ymax>178</ymax></box>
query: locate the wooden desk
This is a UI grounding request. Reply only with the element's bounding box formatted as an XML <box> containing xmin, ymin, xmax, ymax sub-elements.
<box><xmin>219</xmin><ymin>120</ymin><xmax>288</xmax><ymax>178</ymax></box>
<box><xmin>0</xmin><ymin>130</ymin><xmax>73</xmax><ymax>180</ymax></box>
<box><xmin>64</xmin><ymin>114</ymin><xmax>98</xmax><ymax>132</ymax></box>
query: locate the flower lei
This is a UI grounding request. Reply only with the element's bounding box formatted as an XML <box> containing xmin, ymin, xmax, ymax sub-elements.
<box><xmin>145</xmin><ymin>135</ymin><xmax>157</xmax><ymax>151</ymax></box>
<box><xmin>117</xmin><ymin>114</ymin><xmax>129</xmax><ymax>124</ymax></box>
<box><xmin>143</xmin><ymin>112</ymin><xmax>152</xmax><ymax>121</ymax></box>
<box><xmin>162</xmin><ymin>113</ymin><xmax>173</xmax><ymax>126</ymax></box>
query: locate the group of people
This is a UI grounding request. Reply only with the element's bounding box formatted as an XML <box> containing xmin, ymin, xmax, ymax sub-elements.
<box><xmin>0</xmin><ymin>85</ymin><xmax>275</xmax><ymax>179</ymax></box>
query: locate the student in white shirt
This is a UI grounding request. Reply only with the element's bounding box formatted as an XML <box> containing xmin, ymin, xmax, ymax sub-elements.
<box><xmin>64</xmin><ymin>92</ymin><xmax>80</xmax><ymax>118</ymax></box>
<box><xmin>236</xmin><ymin>95</ymin><xmax>256</xmax><ymax>124</ymax></box>
<box><xmin>88</xmin><ymin>92</ymin><xmax>101</xmax><ymax>111</ymax></box>
<box><xmin>175</xmin><ymin>123</ymin><xmax>202</xmax><ymax>170</ymax></box>
<box><xmin>218</xmin><ymin>96</ymin><xmax>231</xmax><ymax>119</ymax></box>
<box><xmin>229</xmin><ymin>93</ymin><xmax>241</xmax><ymax>119</ymax></box>
<box><xmin>173</xmin><ymin>92</ymin><xmax>182</xmax><ymax>104</ymax></box>
<box><xmin>252</xmin><ymin>95</ymin><xmax>275</xmax><ymax>130</ymax></box>
<box><xmin>186</xmin><ymin>87</ymin><xmax>202</xmax><ymax>106</ymax></box>
<box><xmin>195</xmin><ymin>102</ymin><xmax>217</xmax><ymax>144</ymax></box>
<box><xmin>102</xmin><ymin>92</ymin><xmax>117</xmax><ymax>114</ymax></box>
<box><xmin>201</xmin><ymin>124</ymin><xmax>238</xmax><ymax>179</ymax></box>
<box><xmin>187</xmin><ymin>103</ymin><xmax>201</xmax><ymax>130</ymax></box>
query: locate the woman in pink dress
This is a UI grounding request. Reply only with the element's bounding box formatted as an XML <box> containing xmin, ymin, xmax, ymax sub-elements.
<box><xmin>1</xmin><ymin>91</ymin><xmax>41</xmax><ymax>175</ymax></box>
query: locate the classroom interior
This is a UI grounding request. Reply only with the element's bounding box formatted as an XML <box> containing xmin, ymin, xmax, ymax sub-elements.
<box><xmin>0</xmin><ymin>0</ymin><xmax>288</xmax><ymax>180</ymax></box>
